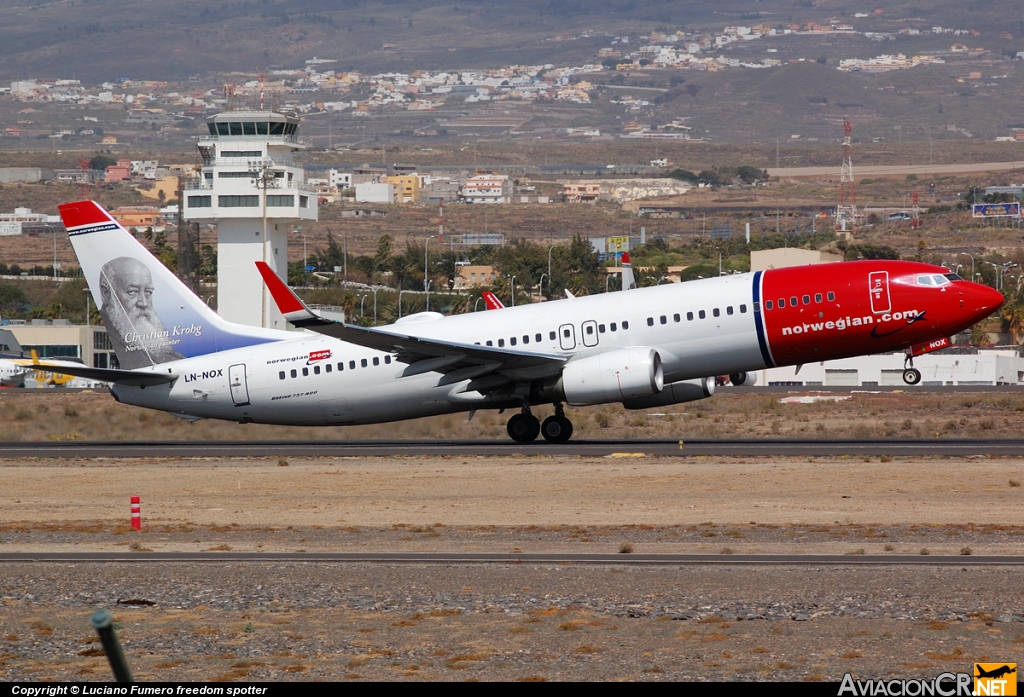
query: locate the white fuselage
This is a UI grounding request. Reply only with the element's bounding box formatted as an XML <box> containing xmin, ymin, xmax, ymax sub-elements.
<box><xmin>114</xmin><ymin>275</ymin><xmax>765</xmax><ymax>425</ymax></box>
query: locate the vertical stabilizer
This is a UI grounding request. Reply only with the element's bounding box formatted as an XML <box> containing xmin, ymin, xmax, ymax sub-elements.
<box><xmin>621</xmin><ymin>251</ymin><xmax>637</xmax><ymax>290</ymax></box>
<box><xmin>59</xmin><ymin>201</ymin><xmax>283</xmax><ymax>370</ymax></box>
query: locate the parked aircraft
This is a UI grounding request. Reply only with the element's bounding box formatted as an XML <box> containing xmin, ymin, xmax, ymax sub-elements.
<box><xmin>37</xmin><ymin>200</ymin><xmax>1004</xmax><ymax>443</ymax></box>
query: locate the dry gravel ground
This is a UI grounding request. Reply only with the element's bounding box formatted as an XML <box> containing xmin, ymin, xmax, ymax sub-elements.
<box><xmin>2</xmin><ymin>389</ymin><xmax>1024</xmax><ymax>681</ymax></box>
<box><xmin>1</xmin><ymin>454</ymin><xmax>1023</xmax><ymax>681</ymax></box>
<box><xmin>5</xmin><ymin>388</ymin><xmax>1024</xmax><ymax>442</ymax></box>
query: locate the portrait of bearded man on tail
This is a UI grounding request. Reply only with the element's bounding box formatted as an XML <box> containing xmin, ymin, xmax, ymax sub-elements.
<box><xmin>98</xmin><ymin>256</ymin><xmax>185</xmax><ymax>370</ymax></box>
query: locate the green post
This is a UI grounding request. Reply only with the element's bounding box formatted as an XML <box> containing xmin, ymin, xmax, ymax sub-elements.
<box><xmin>90</xmin><ymin>609</ymin><xmax>134</xmax><ymax>682</ymax></box>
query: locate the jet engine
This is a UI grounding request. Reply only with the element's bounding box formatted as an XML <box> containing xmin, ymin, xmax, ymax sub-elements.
<box><xmin>729</xmin><ymin>371</ymin><xmax>757</xmax><ymax>386</ymax></box>
<box><xmin>623</xmin><ymin>376</ymin><xmax>715</xmax><ymax>410</ymax></box>
<box><xmin>557</xmin><ymin>347</ymin><xmax>664</xmax><ymax>406</ymax></box>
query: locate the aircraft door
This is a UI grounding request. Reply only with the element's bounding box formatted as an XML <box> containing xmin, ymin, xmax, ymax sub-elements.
<box><xmin>558</xmin><ymin>323</ymin><xmax>576</xmax><ymax>350</ymax></box>
<box><xmin>868</xmin><ymin>271</ymin><xmax>891</xmax><ymax>314</ymax></box>
<box><xmin>581</xmin><ymin>320</ymin><xmax>599</xmax><ymax>347</ymax></box>
<box><xmin>228</xmin><ymin>363</ymin><xmax>250</xmax><ymax>406</ymax></box>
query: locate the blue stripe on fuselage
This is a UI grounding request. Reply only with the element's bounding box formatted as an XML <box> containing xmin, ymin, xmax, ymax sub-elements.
<box><xmin>752</xmin><ymin>271</ymin><xmax>775</xmax><ymax>368</ymax></box>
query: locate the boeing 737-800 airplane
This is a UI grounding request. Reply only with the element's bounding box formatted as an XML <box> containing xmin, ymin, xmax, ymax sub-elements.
<box><xmin>39</xmin><ymin>200</ymin><xmax>1003</xmax><ymax>443</ymax></box>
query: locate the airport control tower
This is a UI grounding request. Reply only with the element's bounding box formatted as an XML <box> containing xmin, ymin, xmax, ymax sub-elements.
<box><xmin>183</xmin><ymin>110</ymin><xmax>317</xmax><ymax>329</ymax></box>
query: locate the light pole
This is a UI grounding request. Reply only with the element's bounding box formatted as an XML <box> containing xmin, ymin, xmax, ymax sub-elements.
<box><xmin>658</xmin><ymin>276</ymin><xmax>670</xmax><ymax>285</ymax></box>
<box><xmin>538</xmin><ymin>273</ymin><xmax>547</xmax><ymax>299</ymax></box>
<box><xmin>959</xmin><ymin>252</ymin><xmax>975</xmax><ymax>281</ymax></box>
<box><xmin>398</xmin><ymin>289</ymin><xmax>407</xmax><ymax>319</ymax></box>
<box><xmin>295</xmin><ymin>225</ymin><xmax>307</xmax><ymax>286</ymax></box>
<box><xmin>359</xmin><ymin>294</ymin><xmax>366</xmax><ymax>318</ymax></box>
<box><xmin>424</xmin><ymin>235</ymin><xmax>435</xmax><ymax>311</ymax></box>
<box><xmin>547</xmin><ymin>244</ymin><xmax>556</xmax><ymax>296</ymax></box>
<box><xmin>372</xmin><ymin>287</ymin><xmax>379</xmax><ymax>324</ymax></box>
<box><xmin>475</xmin><ymin>296</ymin><xmax>483</xmax><ymax>312</ymax></box>
<box><xmin>249</xmin><ymin>159</ymin><xmax>279</xmax><ymax>327</ymax></box>
<box><xmin>46</xmin><ymin>225</ymin><xmax>58</xmax><ymax>278</ymax></box>
<box><xmin>510</xmin><ymin>275</ymin><xmax>516</xmax><ymax>307</ymax></box>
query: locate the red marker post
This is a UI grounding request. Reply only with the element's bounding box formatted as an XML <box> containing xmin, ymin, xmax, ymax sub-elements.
<box><xmin>130</xmin><ymin>496</ymin><xmax>141</xmax><ymax>531</ymax></box>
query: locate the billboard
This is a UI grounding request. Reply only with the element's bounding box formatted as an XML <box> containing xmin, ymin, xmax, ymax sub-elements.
<box><xmin>973</xmin><ymin>203</ymin><xmax>1020</xmax><ymax>218</ymax></box>
<box><xmin>607</xmin><ymin>235</ymin><xmax>629</xmax><ymax>253</ymax></box>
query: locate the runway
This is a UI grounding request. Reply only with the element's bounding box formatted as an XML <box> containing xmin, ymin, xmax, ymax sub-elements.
<box><xmin>2</xmin><ymin>552</ymin><xmax>1023</xmax><ymax>565</ymax></box>
<box><xmin>3</xmin><ymin>437</ymin><xmax>1023</xmax><ymax>458</ymax></box>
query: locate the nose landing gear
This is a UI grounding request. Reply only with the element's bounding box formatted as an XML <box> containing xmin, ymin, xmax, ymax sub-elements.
<box><xmin>902</xmin><ymin>355</ymin><xmax>922</xmax><ymax>385</ymax></box>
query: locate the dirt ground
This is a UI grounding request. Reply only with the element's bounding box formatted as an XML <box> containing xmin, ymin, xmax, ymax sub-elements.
<box><xmin>2</xmin><ymin>389</ymin><xmax>1024</xmax><ymax>682</ymax></box>
<box><xmin>5</xmin><ymin>388</ymin><xmax>1024</xmax><ymax>442</ymax></box>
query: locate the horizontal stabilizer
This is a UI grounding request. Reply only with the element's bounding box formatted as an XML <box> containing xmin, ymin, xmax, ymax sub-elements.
<box><xmin>26</xmin><ymin>360</ymin><xmax>178</xmax><ymax>387</ymax></box>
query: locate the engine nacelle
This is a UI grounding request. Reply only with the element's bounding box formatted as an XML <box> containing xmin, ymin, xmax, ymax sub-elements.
<box><xmin>623</xmin><ymin>376</ymin><xmax>715</xmax><ymax>410</ymax></box>
<box><xmin>729</xmin><ymin>371</ymin><xmax>757</xmax><ymax>386</ymax></box>
<box><xmin>558</xmin><ymin>347</ymin><xmax>664</xmax><ymax>406</ymax></box>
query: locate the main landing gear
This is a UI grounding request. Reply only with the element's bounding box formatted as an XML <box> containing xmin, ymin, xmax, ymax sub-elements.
<box><xmin>902</xmin><ymin>355</ymin><xmax>922</xmax><ymax>386</ymax></box>
<box><xmin>506</xmin><ymin>405</ymin><xmax>574</xmax><ymax>444</ymax></box>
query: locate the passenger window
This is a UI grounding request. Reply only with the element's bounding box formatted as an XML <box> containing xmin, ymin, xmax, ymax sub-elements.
<box><xmin>750</xmin><ymin>303</ymin><xmax>757</xmax><ymax>313</ymax></box>
<box><xmin>373</xmin><ymin>357</ymin><xmax>380</xmax><ymax>366</ymax></box>
<box><xmin>802</xmin><ymin>295</ymin><xmax>810</xmax><ymax>305</ymax></box>
<box><xmin>302</xmin><ymin>367</ymin><xmax>309</xmax><ymax>377</ymax></box>
<box><xmin>598</xmin><ymin>324</ymin><xmax>605</xmax><ymax>333</ymax></box>
<box><xmin>510</xmin><ymin>337</ymin><xmax>517</xmax><ymax>346</ymax></box>
<box><xmin>699</xmin><ymin>310</ymin><xmax>706</xmax><ymax>319</ymax></box>
<box><xmin>827</xmin><ymin>291</ymin><xmax>835</xmax><ymax>301</ymax></box>
<box><xmin>361</xmin><ymin>358</ymin><xmax>368</xmax><ymax>368</ymax></box>
<box><xmin>349</xmin><ymin>360</ymin><xmax>356</xmax><ymax>369</ymax></box>
<box><xmin>337</xmin><ymin>363</ymin><xmax>344</xmax><ymax>371</ymax></box>
<box><xmin>585</xmin><ymin>325</ymin><xmax>593</xmax><ymax>335</ymax></box>
<box><xmin>778</xmin><ymin>298</ymin><xmax>785</xmax><ymax>308</ymax></box>
<box><xmin>687</xmin><ymin>311</ymin><xmax>694</xmax><ymax>321</ymax></box>
<box><xmin>498</xmin><ymin>339</ymin><xmax>505</xmax><ymax>347</ymax></box>
<box><xmin>549</xmin><ymin>331</ymin><xmax>556</xmax><ymax>340</ymax></box>
<box><xmin>673</xmin><ymin>313</ymin><xmax>680</xmax><ymax>322</ymax></box>
<box><xmin>660</xmin><ymin>315</ymin><xmax>667</xmax><ymax>325</ymax></box>
<box><xmin>622</xmin><ymin>321</ymin><xmax>629</xmax><ymax>329</ymax></box>
<box><xmin>814</xmin><ymin>293</ymin><xmax>822</xmax><ymax>303</ymax></box>
<box><xmin>523</xmin><ymin>335</ymin><xmax>529</xmax><ymax>344</ymax></box>
<box><xmin>486</xmin><ymin>340</ymin><xmax>493</xmax><ymax>346</ymax></box>
<box><xmin>727</xmin><ymin>306</ymin><xmax>734</xmax><ymax>315</ymax></box>
<box><xmin>766</xmin><ymin>300</ymin><xmax>773</xmax><ymax>310</ymax></box>
<box><xmin>740</xmin><ymin>304</ymin><xmax>747</xmax><ymax>313</ymax></box>
<box><xmin>326</xmin><ymin>364</ymin><xmax>332</xmax><ymax>373</ymax></box>
<box><xmin>713</xmin><ymin>308</ymin><xmax>720</xmax><ymax>317</ymax></box>
<box><xmin>536</xmin><ymin>333</ymin><xmax>542</xmax><ymax>342</ymax></box>
<box><xmin>385</xmin><ymin>356</ymin><xmax>391</xmax><ymax>364</ymax></box>
<box><xmin>290</xmin><ymin>369</ymin><xmax>297</xmax><ymax>378</ymax></box>
<box><xmin>563</xmin><ymin>329</ymin><xmax>570</xmax><ymax>337</ymax></box>
<box><xmin>790</xmin><ymin>296</ymin><xmax>798</xmax><ymax>306</ymax></box>
<box><xmin>314</xmin><ymin>365</ymin><xmax>320</xmax><ymax>375</ymax></box>
<box><xmin>647</xmin><ymin>317</ymin><xmax>654</xmax><ymax>326</ymax></box>
<box><xmin>610</xmin><ymin>323</ymin><xmax>617</xmax><ymax>332</ymax></box>
<box><xmin>279</xmin><ymin>371</ymin><xmax>285</xmax><ymax>380</ymax></box>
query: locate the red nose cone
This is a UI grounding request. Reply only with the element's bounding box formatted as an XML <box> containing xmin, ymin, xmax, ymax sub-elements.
<box><xmin>967</xmin><ymin>283</ymin><xmax>1005</xmax><ymax>321</ymax></box>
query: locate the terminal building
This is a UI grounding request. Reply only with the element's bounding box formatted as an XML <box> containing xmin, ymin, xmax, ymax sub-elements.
<box><xmin>183</xmin><ymin>110</ymin><xmax>318</xmax><ymax>329</ymax></box>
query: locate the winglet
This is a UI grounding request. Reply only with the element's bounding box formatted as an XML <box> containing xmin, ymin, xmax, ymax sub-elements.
<box><xmin>255</xmin><ymin>261</ymin><xmax>326</xmax><ymax>325</ymax></box>
<box><xmin>481</xmin><ymin>291</ymin><xmax>505</xmax><ymax>310</ymax></box>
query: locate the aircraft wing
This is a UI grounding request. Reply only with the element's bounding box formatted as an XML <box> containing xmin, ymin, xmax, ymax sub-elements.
<box><xmin>19</xmin><ymin>359</ymin><xmax>178</xmax><ymax>387</ymax></box>
<box><xmin>256</xmin><ymin>262</ymin><xmax>566</xmax><ymax>381</ymax></box>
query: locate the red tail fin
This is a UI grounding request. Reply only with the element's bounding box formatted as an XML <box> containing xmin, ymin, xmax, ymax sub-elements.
<box><xmin>481</xmin><ymin>291</ymin><xmax>505</xmax><ymax>310</ymax></box>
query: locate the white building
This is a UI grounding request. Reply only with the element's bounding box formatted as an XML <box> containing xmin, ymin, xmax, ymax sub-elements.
<box><xmin>183</xmin><ymin>110</ymin><xmax>318</xmax><ymax>329</ymax></box>
<box><xmin>461</xmin><ymin>174</ymin><xmax>510</xmax><ymax>204</ymax></box>
<box><xmin>355</xmin><ymin>182</ymin><xmax>395</xmax><ymax>203</ymax></box>
<box><xmin>758</xmin><ymin>349</ymin><xmax>1024</xmax><ymax>387</ymax></box>
<box><xmin>329</xmin><ymin>169</ymin><xmax>352</xmax><ymax>189</ymax></box>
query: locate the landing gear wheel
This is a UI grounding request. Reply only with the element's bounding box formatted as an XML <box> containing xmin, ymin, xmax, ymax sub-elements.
<box><xmin>507</xmin><ymin>413</ymin><xmax>540</xmax><ymax>443</ymax></box>
<box><xmin>903</xmin><ymin>368</ymin><xmax>922</xmax><ymax>385</ymax></box>
<box><xmin>541</xmin><ymin>415</ymin><xmax>574</xmax><ymax>444</ymax></box>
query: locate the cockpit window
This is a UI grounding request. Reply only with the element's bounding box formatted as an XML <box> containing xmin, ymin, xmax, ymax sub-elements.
<box><xmin>943</xmin><ymin>273</ymin><xmax>962</xmax><ymax>282</ymax></box>
<box><xmin>931</xmin><ymin>274</ymin><xmax>950</xmax><ymax>286</ymax></box>
<box><xmin>917</xmin><ymin>275</ymin><xmax>934</xmax><ymax>286</ymax></box>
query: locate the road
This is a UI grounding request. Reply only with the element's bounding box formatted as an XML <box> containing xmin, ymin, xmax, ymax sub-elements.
<box><xmin>769</xmin><ymin>160</ymin><xmax>1023</xmax><ymax>179</ymax></box>
<box><xmin>3</xmin><ymin>438</ymin><xmax>1023</xmax><ymax>458</ymax></box>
